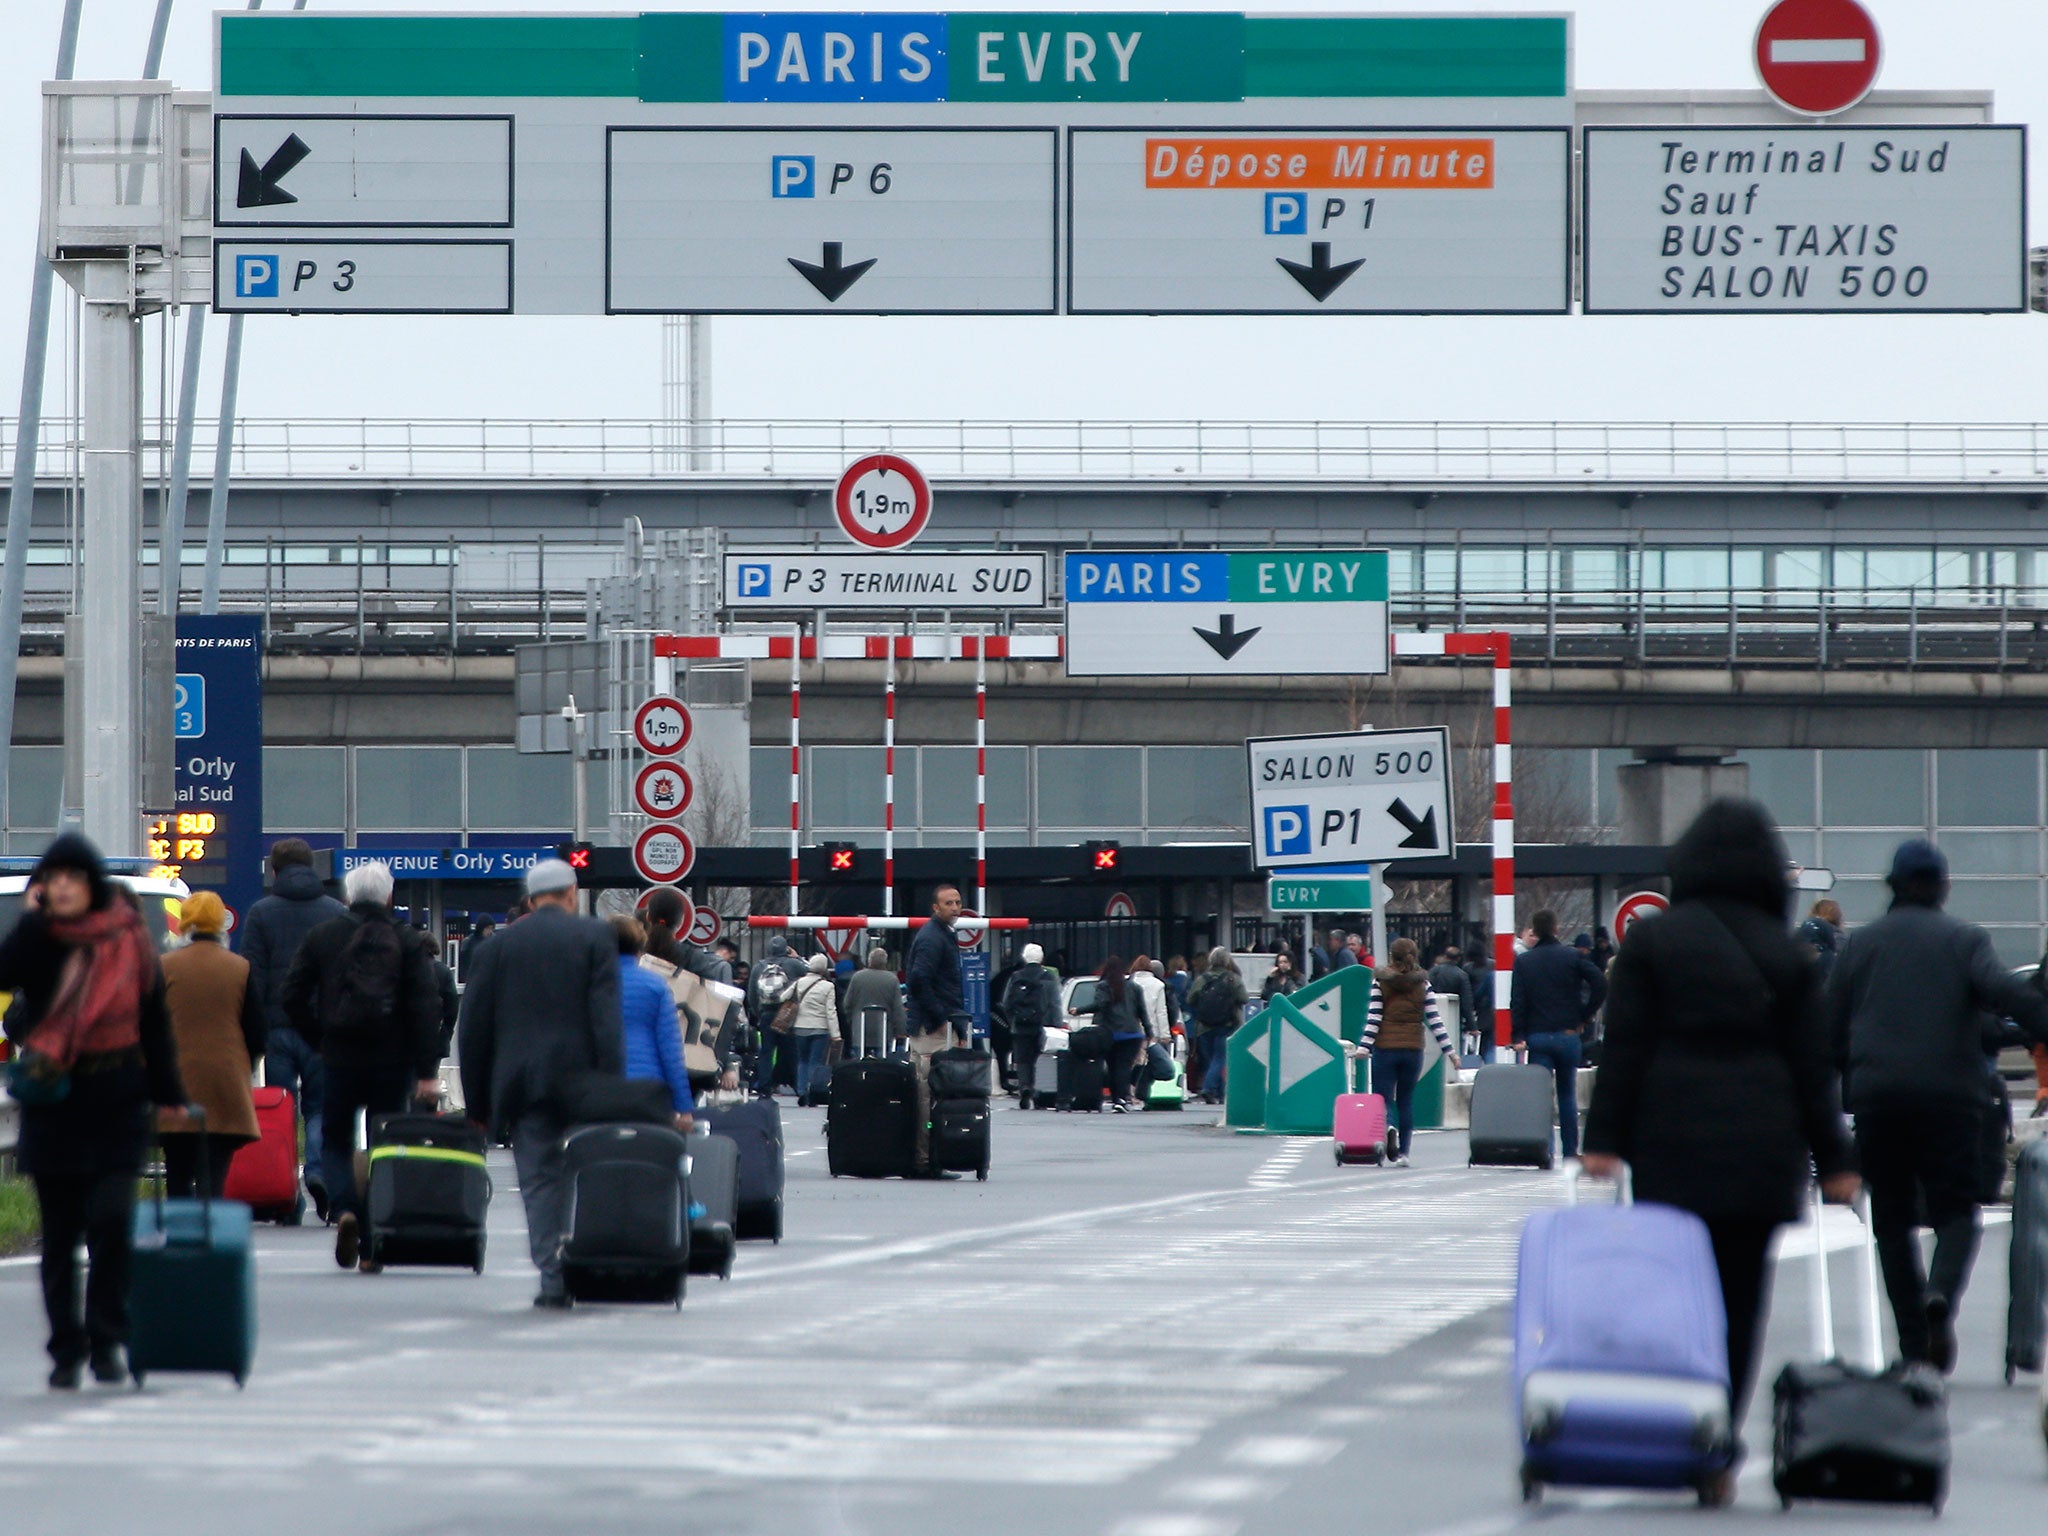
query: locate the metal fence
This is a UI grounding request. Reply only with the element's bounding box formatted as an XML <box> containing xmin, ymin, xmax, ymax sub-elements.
<box><xmin>9</xmin><ymin>416</ymin><xmax>2048</xmax><ymax>483</ymax></box>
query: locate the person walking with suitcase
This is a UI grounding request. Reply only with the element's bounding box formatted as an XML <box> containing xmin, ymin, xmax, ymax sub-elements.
<box><xmin>1187</xmin><ymin>947</ymin><xmax>1249</xmax><ymax>1104</ymax></box>
<box><xmin>1510</xmin><ymin>909</ymin><xmax>1607</xmax><ymax>1161</ymax></box>
<box><xmin>1824</xmin><ymin>839</ymin><xmax>2048</xmax><ymax>1373</ymax></box>
<box><xmin>1580</xmin><ymin>799</ymin><xmax>1860</xmax><ymax>1492</ymax></box>
<box><xmin>841</xmin><ymin>946</ymin><xmax>905</xmax><ymax>1056</ymax></box>
<box><xmin>458</xmin><ymin>858</ymin><xmax>623</xmax><ymax>1309</ymax></box>
<box><xmin>905</xmin><ymin>885</ymin><xmax>970</xmax><ymax>1175</ymax></box>
<box><xmin>158</xmin><ymin>893</ymin><xmax>263</xmax><ymax>1198</ymax></box>
<box><xmin>1001</xmin><ymin>944</ymin><xmax>1060</xmax><ymax>1109</ymax></box>
<box><xmin>748</xmin><ymin>936</ymin><xmax>808</xmax><ymax>1100</ymax></box>
<box><xmin>0</xmin><ymin>833</ymin><xmax>188</xmax><ymax>1389</ymax></box>
<box><xmin>239</xmin><ymin>838</ymin><xmax>346</xmax><ymax>1219</ymax></box>
<box><xmin>1093</xmin><ymin>957</ymin><xmax>1149</xmax><ymax>1112</ymax></box>
<box><xmin>1359</xmin><ymin>938</ymin><xmax>1460</xmax><ymax>1167</ymax></box>
<box><xmin>282</xmin><ymin>861</ymin><xmax>444</xmax><ymax>1273</ymax></box>
<box><xmin>611</xmin><ymin>917</ymin><xmax>695</xmax><ymax>1133</ymax></box>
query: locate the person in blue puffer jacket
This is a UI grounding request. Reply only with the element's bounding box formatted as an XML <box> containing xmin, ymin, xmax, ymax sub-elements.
<box><xmin>611</xmin><ymin>916</ymin><xmax>694</xmax><ymax>1131</ymax></box>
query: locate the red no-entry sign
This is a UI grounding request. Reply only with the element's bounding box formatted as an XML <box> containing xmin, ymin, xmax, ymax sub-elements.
<box><xmin>1755</xmin><ymin>0</ymin><xmax>1881</xmax><ymax>117</ymax></box>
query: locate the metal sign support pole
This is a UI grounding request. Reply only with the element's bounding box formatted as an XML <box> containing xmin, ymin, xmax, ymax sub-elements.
<box><xmin>974</xmin><ymin>637</ymin><xmax>988</xmax><ymax>917</ymax></box>
<box><xmin>883</xmin><ymin>630</ymin><xmax>897</xmax><ymax>917</ymax></box>
<box><xmin>788</xmin><ymin>623</ymin><xmax>801</xmax><ymax>916</ymax></box>
<box><xmin>1367</xmin><ymin>867</ymin><xmax>1388</xmax><ymax>972</ymax></box>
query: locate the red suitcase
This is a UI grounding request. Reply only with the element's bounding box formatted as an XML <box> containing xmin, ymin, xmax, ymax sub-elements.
<box><xmin>225</xmin><ymin>1086</ymin><xmax>306</xmax><ymax>1224</ymax></box>
<box><xmin>1333</xmin><ymin>1091</ymin><xmax>1391</xmax><ymax>1166</ymax></box>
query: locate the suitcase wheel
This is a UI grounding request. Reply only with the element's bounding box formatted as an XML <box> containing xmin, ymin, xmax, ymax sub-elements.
<box><xmin>1334</xmin><ymin>1147</ymin><xmax>1343</xmax><ymax>1167</ymax></box>
<box><xmin>976</xmin><ymin>1168</ymin><xmax>988</xmax><ymax>1182</ymax></box>
<box><xmin>285</xmin><ymin>1191</ymin><xmax>307</xmax><ymax>1227</ymax></box>
<box><xmin>1519</xmin><ymin>1470</ymin><xmax>1542</xmax><ymax>1506</ymax></box>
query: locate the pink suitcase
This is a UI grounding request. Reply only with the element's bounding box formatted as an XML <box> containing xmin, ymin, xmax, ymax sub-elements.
<box><xmin>1333</xmin><ymin>1092</ymin><xmax>1391</xmax><ymax>1166</ymax></box>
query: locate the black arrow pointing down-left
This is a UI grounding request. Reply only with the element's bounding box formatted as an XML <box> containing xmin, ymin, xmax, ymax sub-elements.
<box><xmin>237</xmin><ymin>133</ymin><xmax>311</xmax><ymax>209</ymax></box>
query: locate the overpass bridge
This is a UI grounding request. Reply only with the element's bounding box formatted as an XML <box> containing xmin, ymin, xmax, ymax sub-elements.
<box><xmin>7</xmin><ymin>415</ymin><xmax>2048</xmax><ymax>957</ymax></box>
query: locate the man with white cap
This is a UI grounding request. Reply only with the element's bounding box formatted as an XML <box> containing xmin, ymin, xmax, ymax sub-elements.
<box><xmin>458</xmin><ymin>857</ymin><xmax>622</xmax><ymax>1309</ymax></box>
<box><xmin>1000</xmin><ymin>943</ymin><xmax>1061</xmax><ymax>1110</ymax></box>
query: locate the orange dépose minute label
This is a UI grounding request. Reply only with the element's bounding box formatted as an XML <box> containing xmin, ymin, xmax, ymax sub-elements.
<box><xmin>1144</xmin><ymin>138</ymin><xmax>1496</xmax><ymax>190</ymax></box>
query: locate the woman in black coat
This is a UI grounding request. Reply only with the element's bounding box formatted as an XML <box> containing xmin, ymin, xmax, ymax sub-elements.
<box><xmin>0</xmin><ymin>834</ymin><xmax>185</xmax><ymax>1390</ymax></box>
<box><xmin>1582</xmin><ymin>799</ymin><xmax>1859</xmax><ymax>1475</ymax></box>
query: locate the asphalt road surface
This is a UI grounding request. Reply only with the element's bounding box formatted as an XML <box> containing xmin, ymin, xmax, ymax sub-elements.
<box><xmin>0</xmin><ymin>1103</ymin><xmax>2043</xmax><ymax>1535</ymax></box>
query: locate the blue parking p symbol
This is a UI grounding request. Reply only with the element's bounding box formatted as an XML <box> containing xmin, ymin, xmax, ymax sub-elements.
<box><xmin>772</xmin><ymin>156</ymin><xmax>815</xmax><ymax>198</ymax></box>
<box><xmin>173</xmin><ymin>674</ymin><xmax>205</xmax><ymax>738</ymax></box>
<box><xmin>1264</xmin><ymin>804</ymin><xmax>1310</xmax><ymax>857</ymax></box>
<box><xmin>1264</xmin><ymin>193</ymin><xmax>1306</xmax><ymax>236</ymax></box>
<box><xmin>235</xmin><ymin>254</ymin><xmax>278</xmax><ymax>297</ymax></box>
<box><xmin>737</xmin><ymin>563</ymin><xmax>773</xmax><ymax>597</ymax></box>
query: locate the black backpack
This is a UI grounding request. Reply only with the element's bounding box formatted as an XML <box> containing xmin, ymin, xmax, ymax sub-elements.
<box><xmin>1192</xmin><ymin>974</ymin><xmax>1240</xmax><ymax>1030</ymax></box>
<box><xmin>328</xmin><ymin>915</ymin><xmax>408</xmax><ymax>1041</ymax></box>
<box><xmin>1006</xmin><ymin>968</ymin><xmax>1047</xmax><ymax>1022</ymax></box>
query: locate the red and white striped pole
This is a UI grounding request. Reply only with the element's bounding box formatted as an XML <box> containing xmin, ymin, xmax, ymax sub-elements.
<box><xmin>974</xmin><ymin>637</ymin><xmax>988</xmax><ymax>916</ymax></box>
<box><xmin>787</xmin><ymin>624</ymin><xmax>802</xmax><ymax>916</ymax></box>
<box><xmin>748</xmin><ymin>914</ymin><xmax>1030</xmax><ymax>931</ymax></box>
<box><xmin>883</xmin><ymin>630</ymin><xmax>898</xmax><ymax>917</ymax></box>
<box><xmin>1393</xmin><ymin>630</ymin><xmax>1514</xmax><ymax>1059</ymax></box>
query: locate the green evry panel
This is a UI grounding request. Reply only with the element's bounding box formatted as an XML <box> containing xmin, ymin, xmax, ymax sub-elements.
<box><xmin>1225</xmin><ymin>552</ymin><xmax>1390</xmax><ymax>604</ymax></box>
<box><xmin>1244</xmin><ymin>16</ymin><xmax>1569</xmax><ymax>99</ymax></box>
<box><xmin>218</xmin><ymin>14</ymin><xmax>643</xmax><ymax>98</ymax></box>
<box><xmin>945</xmin><ymin>13</ymin><xmax>1244</xmax><ymax>102</ymax></box>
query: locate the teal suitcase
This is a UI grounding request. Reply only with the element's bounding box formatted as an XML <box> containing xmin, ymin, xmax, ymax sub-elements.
<box><xmin>130</xmin><ymin>1139</ymin><xmax>257</xmax><ymax>1387</ymax></box>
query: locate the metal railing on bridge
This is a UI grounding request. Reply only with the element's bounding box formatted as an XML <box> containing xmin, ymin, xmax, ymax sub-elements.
<box><xmin>8</xmin><ymin>417</ymin><xmax>2048</xmax><ymax>483</ymax></box>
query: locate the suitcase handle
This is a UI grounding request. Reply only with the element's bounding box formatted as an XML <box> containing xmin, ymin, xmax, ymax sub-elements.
<box><xmin>1561</xmin><ymin>1160</ymin><xmax>1631</xmax><ymax>1206</ymax></box>
<box><xmin>150</xmin><ymin>1104</ymin><xmax>215</xmax><ymax>1247</ymax></box>
<box><xmin>1807</xmin><ymin>1180</ymin><xmax>1884</xmax><ymax>1372</ymax></box>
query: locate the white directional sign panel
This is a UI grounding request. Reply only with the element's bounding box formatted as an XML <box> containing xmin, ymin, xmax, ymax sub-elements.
<box><xmin>1247</xmin><ymin>727</ymin><xmax>1453</xmax><ymax>870</ymax></box>
<box><xmin>725</xmin><ymin>551</ymin><xmax>1048</xmax><ymax>609</ymax></box>
<box><xmin>1583</xmin><ymin>126</ymin><xmax>2027</xmax><ymax>314</ymax></box>
<box><xmin>212</xmin><ymin>240</ymin><xmax>512</xmax><ymax>314</ymax></box>
<box><xmin>1063</xmin><ymin>550</ymin><xmax>1389</xmax><ymax>678</ymax></box>
<box><xmin>606</xmin><ymin>128</ymin><xmax>1057</xmax><ymax>314</ymax></box>
<box><xmin>1068</xmin><ymin>128</ymin><xmax>1570</xmax><ymax>313</ymax></box>
<box><xmin>213</xmin><ymin>115</ymin><xmax>513</xmax><ymax>228</ymax></box>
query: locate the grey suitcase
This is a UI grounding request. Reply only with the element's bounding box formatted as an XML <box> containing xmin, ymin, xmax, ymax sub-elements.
<box><xmin>2008</xmin><ymin>1139</ymin><xmax>2048</xmax><ymax>1382</ymax></box>
<box><xmin>686</xmin><ymin>1131</ymin><xmax>740</xmax><ymax>1280</ymax></box>
<box><xmin>1469</xmin><ymin>1063</ymin><xmax>1556</xmax><ymax>1169</ymax></box>
<box><xmin>1032</xmin><ymin>1052</ymin><xmax>1059</xmax><ymax>1106</ymax></box>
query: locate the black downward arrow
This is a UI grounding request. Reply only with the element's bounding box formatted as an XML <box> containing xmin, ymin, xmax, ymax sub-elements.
<box><xmin>1275</xmin><ymin>241</ymin><xmax>1364</xmax><ymax>303</ymax></box>
<box><xmin>1192</xmin><ymin>612</ymin><xmax>1262</xmax><ymax>660</ymax></box>
<box><xmin>1388</xmin><ymin>798</ymin><xmax>1439</xmax><ymax>850</ymax></box>
<box><xmin>789</xmin><ymin>241</ymin><xmax>877</xmax><ymax>302</ymax></box>
<box><xmin>237</xmin><ymin>133</ymin><xmax>311</xmax><ymax>209</ymax></box>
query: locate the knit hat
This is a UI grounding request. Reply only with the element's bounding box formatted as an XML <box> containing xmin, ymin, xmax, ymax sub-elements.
<box><xmin>33</xmin><ymin>830</ymin><xmax>111</xmax><ymax>909</ymax></box>
<box><xmin>1021</xmin><ymin>943</ymin><xmax>1044</xmax><ymax>965</ymax></box>
<box><xmin>807</xmin><ymin>952</ymin><xmax>831</xmax><ymax>974</ymax></box>
<box><xmin>1888</xmin><ymin>839</ymin><xmax>1948</xmax><ymax>885</ymax></box>
<box><xmin>525</xmin><ymin>857</ymin><xmax>578</xmax><ymax>898</ymax></box>
<box><xmin>180</xmin><ymin>891</ymin><xmax>228</xmax><ymax>936</ymax></box>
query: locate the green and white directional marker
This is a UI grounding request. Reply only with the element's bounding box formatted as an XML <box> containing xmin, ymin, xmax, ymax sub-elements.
<box><xmin>1225</xmin><ymin>993</ymin><xmax>1350</xmax><ymax>1135</ymax></box>
<box><xmin>1268</xmin><ymin>871</ymin><xmax>1374</xmax><ymax>911</ymax></box>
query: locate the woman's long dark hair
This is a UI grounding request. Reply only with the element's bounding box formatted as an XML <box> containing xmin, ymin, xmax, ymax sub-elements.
<box><xmin>642</xmin><ymin>886</ymin><xmax>687</xmax><ymax>964</ymax></box>
<box><xmin>1098</xmin><ymin>955</ymin><xmax>1128</xmax><ymax>1004</ymax></box>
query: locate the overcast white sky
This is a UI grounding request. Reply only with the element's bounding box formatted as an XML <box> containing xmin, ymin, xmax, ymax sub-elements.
<box><xmin>3</xmin><ymin>0</ymin><xmax>2044</xmax><ymax>426</ymax></box>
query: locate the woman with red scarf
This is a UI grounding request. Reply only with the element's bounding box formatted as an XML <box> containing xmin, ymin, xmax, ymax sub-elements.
<box><xmin>0</xmin><ymin>833</ymin><xmax>184</xmax><ymax>1390</ymax></box>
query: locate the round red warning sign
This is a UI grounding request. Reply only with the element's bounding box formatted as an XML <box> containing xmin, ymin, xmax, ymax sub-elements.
<box><xmin>633</xmin><ymin>761</ymin><xmax>694</xmax><ymax>820</ymax></box>
<box><xmin>1755</xmin><ymin>0</ymin><xmax>1881</xmax><ymax>117</ymax></box>
<box><xmin>687</xmin><ymin>906</ymin><xmax>722</xmax><ymax>946</ymax></box>
<box><xmin>632</xmin><ymin>824</ymin><xmax>696</xmax><ymax>885</ymax></box>
<box><xmin>1614</xmin><ymin>890</ymin><xmax>1671</xmax><ymax>938</ymax></box>
<box><xmin>633</xmin><ymin>696</ymin><xmax>692</xmax><ymax>757</ymax></box>
<box><xmin>834</xmin><ymin>454</ymin><xmax>932</xmax><ymax>550</ymax></box>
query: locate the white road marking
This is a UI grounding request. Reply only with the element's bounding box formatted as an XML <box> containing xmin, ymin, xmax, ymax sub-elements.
<box><xmin>1106</xmin><ymin>1517</ymin><xmax>1240</xmax><ymax>1536</ymax></box>
<box><xmin>1224</xmin><ymin>1435</ymin><xmax>1343</xmax><ymax>1468</ymax></box>
<box><xmin>1165</xmin><ymin>1477</ymin><xmax>1272</xmax><ymax>1504</ymax></box>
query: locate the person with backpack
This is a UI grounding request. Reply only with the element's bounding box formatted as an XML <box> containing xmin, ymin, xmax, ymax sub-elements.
<box><xmin>748</xmin><ymin>936</ymin><xmax>808</xmax><ymax>1100</ymax></box>
<box><xmin>281</xmin><ymin>860</ymin><xmax>444</xmax><ymax>1274</ymax></box>
<box><xmin>239</xmin><ymin>837</ymin><xmax>346</xmax><ymax>1220</ymax></box>
<box><xmin>1001</xmin><ymin>943</ymin><xmax>1060</xmax><ymax>1108</ymax></box>
<box><xmin>1186</xmin><ymin>947</ymin><xmax>1248</xmax><ymax>1104</ymax></box>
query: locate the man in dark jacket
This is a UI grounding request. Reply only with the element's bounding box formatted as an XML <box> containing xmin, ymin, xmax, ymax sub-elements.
<box><xmin>1824</xmin><ymin>840</ymin><xmax>2048</xmax><ymax>1371</ymax></box>
<box><xmin>457</xmin><ymin>858</ymin><xmax>622</xmax><ymax>1309</ymax></box>
<box><xmin>1428</xmin><ymin>946</ymin><xmax>1474</xmax><ymax>1050</ymax></box>
<box><xmin>240</xmin><ymin>838</ymin><xmax>346</xmax><ymax>1215</ymax></box>
<box><xmin>1510</xmin><ymin>909</ymin><xmax>1608</xmax><ymax>1158</ymax></box>
<box><xmin>281</xmin><ymin>859</ymin><xmax>443</xmax><ymax>1273</ymax></box>
<box><xmin>1001</xmin><ymin>943</ymin><xmax>1061</xmax><ymax>1108</ymax></box>
<box><xmin>904</xmin><ymin>885</ymin><xmax>967</xmax><ymax>1176</ymax></box>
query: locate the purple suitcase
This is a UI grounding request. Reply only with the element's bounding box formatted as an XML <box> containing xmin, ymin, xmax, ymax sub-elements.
<box><xmin>1514</xmin><ymin>1175</ymin><xmax>1733</xmax><ymax>1503</ymax></box>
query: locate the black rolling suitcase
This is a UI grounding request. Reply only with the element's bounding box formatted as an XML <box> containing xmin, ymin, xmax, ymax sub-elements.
<box><xmin>696</xmin><ymin>1097</ymin><xmax>786</xmax><ymax>1242</ymax></box>
<box><xmin>560</xmin><ymin>1123</ymin><xmax>689</xmax><ymax>1305</ymax></box>
<box><xmin>686</xmin><ymin>1131</ymin><xmax>739</xmax><ymax>1279</ymax></box>
<box><xmin>932</xmin><ymin>1098</ymin><xmax>991</xmax><ymax>1179</ymax></box>
<box><xmin>1467</xmin><ymin>1063</ymin><xmax>1557</xmax><ymax>1168</ymax></box>
<box><xmin>827</xmin><ymin>1056</ymin><xmax>918</xmax><ymax>1176</ymax></box>
<box><xmin>363</xmin><ymin>1113</ymin><xmax>491</xmax><ymax>1273</ymax></box>
<box><xmin>1056</xmin><ymin>1052</ymin><xmax>1106</xmax><ymax>1111</ymax></box>
<box><xmin>2008</xmin><ymin>1138</ymin><xmax>2048</xmax><ymax>1381</ymax></box>
<box><xmin>1772</xmin><ymin>1187</ymin><xmax>1949</xmax><ymax>1513</ymax></box>
<box><xmin>928</xmin><ymin>1047</ymin><xmax>996</xmax><ymax>1099</ymax></box>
